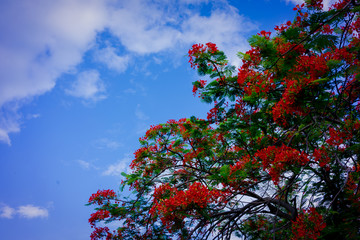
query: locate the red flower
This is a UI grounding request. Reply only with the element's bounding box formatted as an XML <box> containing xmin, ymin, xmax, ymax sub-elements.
<box><xmin>291</xmin><ymin>208</ymin><xmax>326</xmax><ymax>240</ymax></box>
<box><xmin>89</xmin><ymin>210</ymin><xmax>110</xmax><ymax>226</ymax></box>
<box><xmin>255</xmin><ymin>145</ymin><xmax>309</xmax><ymax>184</ymax></box>
<box><xmin>89</xmin><ymin>189</ymin><xmax>116</xmax><ymax>205</ymax></box>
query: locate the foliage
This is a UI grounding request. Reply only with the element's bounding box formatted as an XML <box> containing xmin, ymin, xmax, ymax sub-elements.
<box><xmin>88</xmin><ymin>1</ymin><xmax>360</xmax><ymax>239</ymax></box>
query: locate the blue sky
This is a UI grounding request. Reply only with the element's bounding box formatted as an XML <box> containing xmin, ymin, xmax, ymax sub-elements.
<box><xmin>0</xmin><ymin>0</ymin><xmax>326</xmax><ymax>239</ymax></box>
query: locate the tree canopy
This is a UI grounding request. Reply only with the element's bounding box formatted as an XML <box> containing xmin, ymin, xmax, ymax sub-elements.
<box><xmin>88</xmin><ymin>0</ymin><xmax>360</xmax><ymax>239</ymax></box>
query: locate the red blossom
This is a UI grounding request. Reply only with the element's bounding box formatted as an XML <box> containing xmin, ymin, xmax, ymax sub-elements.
<box><xmin>90</xmin><ymin>227</ymin><xmax>113</xmax><ymax>240</ymax></box>
<box><xmin>313</xmin><ymin>146</ymin><xmax>331</xmax><ymax>168</ymax></box>
<box><xmin>192</xmin><ymin>79</ymin><xmax>207</xmax><ymax>96</ymax></box>
<box><xmin>89</xmin><ymin>210</ymin><xmax>110</xmax><ymax>226</ymax></box>
<box><xmin>306</xmin><ymin>0</ymin><xmax>323</xmax><ymax>9</ymax></box>
<box><xmin>188</xmin><ymin>42</ymin><xmax>219</xmax><ymax>69</ymax></box>
<box><xmin>255</xmin><ymin>145</ymin><xmax>309</xmax><ymax>184</ymax></box>
<box><xmin>291</xmin><ymin>208</ymin><xmax>326</xmax><ymax>240</ymax></box>
<box><xmin>89</xmin><ymin>189</ymin><xmax>116</xmax><ymax>205</ymax></box>
<box><xmin>150</xmin><ymin>182</ymin><xmax>224</xmax><ymax>229</ymax></box>
<box><xmin>258</xmin><ymin>30</ymin><xmax>271</xmax><ymax>39</ymax></box>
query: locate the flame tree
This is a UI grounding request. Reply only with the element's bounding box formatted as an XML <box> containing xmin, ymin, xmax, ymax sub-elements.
<box><xmin>88</xmin><ymin>1</ymin><xmax>360</xmax><ymax>239</ymax></box>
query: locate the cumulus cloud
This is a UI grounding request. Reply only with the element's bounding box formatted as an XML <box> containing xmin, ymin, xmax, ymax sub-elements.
<box><xmin>0</xmin><ymin>205</ymin><xmax>16</xmax><ymax>219</ymax></box>
<box><xmin>95</xmin><ymin>45</ymin><xmax>130</xmax><ymax>72</ymax></box>
<box><xmin>107</xmin><ymin>0</ymin><xmax>181</xmax><ymax>54</ymax></box>
<box><xmin>106</xmin><ymin>0</ymin><xmax>255</xmax><ymax>65</ymax></box>
<box><xmin>0</xmin><ymin>0</ymin><xmax>258</xmax><ymax>144</ymax></box>
<box><xmin>65</xmin><ymin>70</ymin><xmax>106</xmax><ymax>101</ymax></box>
<box><xmin>0</xmin><ymin>204</ymin><xmax>48</xmax><ymax>219</ymax></box>
<box><xmin>17</xmin><ymin>205</ymin><xmax>49</xmax><ymax>219</ymax></box>
<box><xmin>102</xmin><ymin>157</ymin><xmax>131</xmax><ymax>176</ymax></box>
<box><xmin>180</xmin><ymin>7</ymin><xmax>256</xmax><ymax>66</ymax></box>
<box><xmin>0</xmin><ymin>0</ymin><xmax>108</xmax><ymax>144</ymax></box>
<box><xmin>0</xmin><ymin>0</ymin><xmax>108</xmax><ymax>105</ymax></box>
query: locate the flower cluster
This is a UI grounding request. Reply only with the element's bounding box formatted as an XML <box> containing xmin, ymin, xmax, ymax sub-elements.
<box><xmin>291</xmin><ymin>208</ymin><xmax>326</xmax><ymax>240</ymax></box>
<box><xmin>258</xmin><ymin>30</ymin><xmax>271</xmax><ymax>39</ymax></box>
<box><xmin>188</xmin><ymin>42</ymin><xmax>219</xmax><ymax>69</ymax></box>
<box><xmin>192</xmin><ymin>79</ymin><xmax>207</xmax><ymax>96</ymax></box>
<box><xmin>90</xmin><ymin>227</ymin><xmax>113</xmax><ymax>240</ymax></box>
<box><xmin>255</xmin><ymin>145</ymin><xmax>309</xmax><ymax>184</ymax></box>
<box><xmin>88</xmin><ymin>189</ymin><xmax>116</xmax><ymax>205</ymax></box>
<box><xmin>89</xmin><ymin>210</ymin><xmax>111</xmax><ymax>227</ymax></box>
<box><xmin>305</xmin><ymin>0</ymin><xmax>323</xmax><ymax>9</ymax></box>
<box><xmin>150</xmin><ymin>182</ymin><xmax>222</xmax><ymax>229</ymax></box>
<box><xmin>313</xmin><ymin>146</ymin><xmax>331</xmax><ymax>168</ymax></box>
<box><xmin>88</xmin><ymin>1</ymin><xmax>360</xmax><ymax>238</ymax></box>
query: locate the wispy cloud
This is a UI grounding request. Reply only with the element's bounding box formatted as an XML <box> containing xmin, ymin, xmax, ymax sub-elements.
<box><xmin>93</xmin><ymin>138</ymin><xmax>123</xmax><ymax>150</ymax></box>
<box><xmin>65</xmin><ymin>70</ymin><xmax>106</xmax><ymax>101</ymax></box>
<box><xmin>102</xmin><ymin>157</ymin><xmax>131</xmax><ymax>176</ymax></box>
<box><xmin>0</xmin><ymin>203</ymin><xmax>49</xmax><ymax>219</ymax></box>
<box><xmin>0</xmin><ymin>102</ymin><xmax>21</xmax><ymax>145</ymax></box>
<box><xmin>123</xmin><ymin>79</ymin><xmax>147</xmax><ymax>96</ymax></box>
<box><xmin>0</xmin><ymin>123</ymin><xmax>19</xmax><ymax>146</ymax></box>
<box><xmin>77</xmin><ymin>159</ymin><xmax>101</xmax><ymax>170</ymax></box>
<box><xmin>135</xmin><ymin>104</ymin><xmax>149</xmax><ymax>121</ymax></box>
<box><xmin>77</xmin><ymin>159</ymin><xmax>92</xmax><ymax>169</ymax></box>
<box><xmin>179</xmin><ymin>0</ymin><xmax>209</xmax><ymax>4</ymax></box>
<box><xmin>284</xmin><ymin>0</ymin><xmax>304</xmax><ymax>4</ymax></box>
<box><xmin>26</xmin><ymin>113</ymin><xmax>41</xmax><ymax>120</ymax></box>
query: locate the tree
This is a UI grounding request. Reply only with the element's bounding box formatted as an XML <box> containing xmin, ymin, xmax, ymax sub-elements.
<box><xmin>87</xmin><ymin>0</ymin><xmax>360</xmax><ymax>239</ymax></box>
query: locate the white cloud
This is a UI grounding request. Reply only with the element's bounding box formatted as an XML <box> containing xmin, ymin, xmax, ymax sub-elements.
<box><xmin>284</xmin><ymin>0</ymin><xmax>304</xmax><ymax>4</ymax></box>
<box><xmin>106</xmin><ymin>0</ymin><xmax>255</xmax><ymax>65</ymax></box>
<box><xmin>180</xmin><ymin>8</ymin><xmax>256</xmax><ymax>66</ymax></box>
<box><xmin>0</xmin><ymin>0</ymin><xmax>108</xmax><ymax>144</ymax></box>
<box><xmin>0</xmin><ymin>205</ymin><xmax>15</xmax><ymax>219</ymax></box>
<box><xmin>123</xmin><ymin>88</ymin><xmax>137</xmax><ymax>94</ymax></box>
<box><xmin>284</xmin><ymin>0</ymin><xmax>336</xmax><ymax>10</ymax></box>
<box><xmin>102</xmin><ymin>157</ymin><xmax>131</xmax><ymax>176</ymax></box>
<box><xmin>135</xmin><ymin>104</ymin><xmax>149</xmax><ymax>121</ymax></box>
<box><xmin>26</xmin><ymin>113</ymin><xmax>41</xmax><ymax>120</ymax></box>
<box><xmin>0</xmin><ymin>103</ymin><xmax>21</xmax><ymax>145</ymax></box>
<box><xmin>94</xmin><ymin>138</ymin><xmax>123</xmax><ymax>150</ymax></box>
<box><xmin>77</xmin><ymin>159</ymin><xmax>91</xmax><ymax>169</ymax></box>
<box><xmin>77</xmin><ymin>159</ymin><xmax>99</xmax><ymax>170</ymax></box>
<box><xmin>123</xmin><ymin>79</ymin><xmax>147</xmax><ymax>96</ymax></box>
<box><xmin>322</xmin><ymin>0</ymin><xmax>337</xmax><ymax>10</ymax></box>
<box><xmin>95</xmin><ymin>45</ymin><xmax>130</xmax><ymax>72</ymax></box>
<box><xmin>17</xmin><ymin>205</ymin><xmax>49</xmax><ymax>219</ymax></box>
<box><xmin>107</xmin><ymin>2</ymin><xmax>181</xmax><ymax>54</ymax></box>
<box><xmin>0</xmin><ymin>0</ymin><xmax>108</xmax><ymax>105</ymax></box>
<box><xmin>0</xmin><ymin>0</ymin><xmax>258</xmax><ymax>144</ymax></box>
<box><xmin>0</xmin><ymin>129</ymin><xmax>11</xmax><ymax>146</ymax></box>
<box><xmin>65</xmin><ymin>70</ymin><xmax>106</xmax><ymax>101</ymax></box>
<box><xmin>0</xmin><ymin>203</ymin><xmax>49</xmax><ymax>219</ymax></box>
<box><xmin>179</xmin><ymin>0</ymin><xmax>209</xmax><ymax>4</ymax></box>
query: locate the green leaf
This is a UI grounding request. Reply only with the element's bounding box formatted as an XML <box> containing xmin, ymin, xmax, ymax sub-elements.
<box><xmin>220</xmin><ymin>164</ymin><xmax>230</xmax><ymax>178</ymax></box>
<box><xmin>312</xmin><ymin>78</ymin><xmax>329</xmax><ymax>84</ymax></box>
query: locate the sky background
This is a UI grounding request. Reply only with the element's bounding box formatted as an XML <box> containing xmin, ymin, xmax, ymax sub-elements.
<box><xmin>0</xmin><ymin>0</ymin><xmax>330</xmax><ymax>239</ymax></box>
